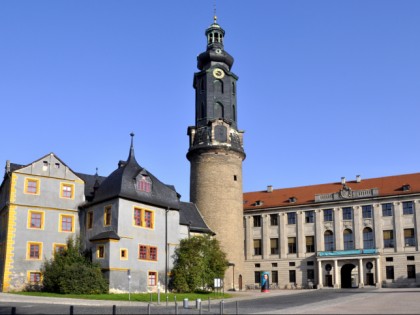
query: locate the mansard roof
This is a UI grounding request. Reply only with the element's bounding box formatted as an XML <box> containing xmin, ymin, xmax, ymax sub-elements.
<box><xmin>244</xmin><ymin>172</ymin><xmax>420</xmax><ymax>211</ymax></box>
<box><xmin>179</xmin><ymin>201</ymin><xmax>214</xmax><ymax>235</ymax></box>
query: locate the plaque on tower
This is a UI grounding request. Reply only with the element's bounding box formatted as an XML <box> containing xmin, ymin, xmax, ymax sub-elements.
<box><xmin>214</xmin><ymin>125</ymin><xmax>227</xmax><ymax>142</ymax></box>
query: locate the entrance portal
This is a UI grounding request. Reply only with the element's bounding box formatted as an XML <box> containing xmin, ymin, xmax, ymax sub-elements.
<box><xmin>341</xmin><ymin>264</ymin><xmax>356</xmax><ymax>288</ymax></box>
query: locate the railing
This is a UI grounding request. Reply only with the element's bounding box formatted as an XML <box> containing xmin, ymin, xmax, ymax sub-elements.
<box><xmin>317</xmin><ymin>248</ymin><xmax>379</xmax><ymax>257</ymax></box>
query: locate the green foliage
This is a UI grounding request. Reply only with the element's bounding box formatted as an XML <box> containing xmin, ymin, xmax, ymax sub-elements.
<box><xmin>170</xmin><ymin>234</ymin><xmax>228</xmax><ymax>293</ymax></box>
<box><xmin>40</xmin><ymin>236</ymin><xmax>108</xmax><ymax>294</ymax></box>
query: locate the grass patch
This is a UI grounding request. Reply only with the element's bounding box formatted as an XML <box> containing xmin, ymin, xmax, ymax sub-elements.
<box><xmin>14</xmin><ymin>291</ymin><xmax>231</xmax><ymax>302</ymax></box>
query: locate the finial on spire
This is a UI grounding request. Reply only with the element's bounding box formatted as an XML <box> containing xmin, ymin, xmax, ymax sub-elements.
<box><xmin>128</xmin><ymin>132</ymin><xmax>136</xmax><ymax>160</ymax></box>
<box><xmin>95</xmin><ymin>167</ymin><xmax>98</xmax><ymax>176</ymax></box>
<box><xmin>130</xmin><ymin>132</ymin><xmax>135</xmax><ymax>148</ymax></box>
<box><xmin>213</xmin><ymin>0</ymin><xmax>217</xmax><ymax>23</ymax></box>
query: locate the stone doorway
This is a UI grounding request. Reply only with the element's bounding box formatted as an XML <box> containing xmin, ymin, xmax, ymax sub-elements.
<box><xmin>341</xmin><ymin>264</ymin><xmax>356</xmax><ymax>288</ymax></box>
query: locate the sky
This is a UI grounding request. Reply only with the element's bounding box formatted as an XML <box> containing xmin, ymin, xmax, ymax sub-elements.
<box><xmin>1</xmin><ymin>0</ymin><xmax>420</xmax><ymax>201</ymax></box>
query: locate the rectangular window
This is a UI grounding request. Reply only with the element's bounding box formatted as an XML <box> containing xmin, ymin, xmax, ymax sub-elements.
<box><xmin>403</xmin><ymin>201</ymin><xmax>414</xmax><ymax>215</ymax></box>
<box><xmin>305</xmin><ymin>211</ymin><xmax>314</xmax><ymax>223</ymax></box>
<box><xmin>386</xmin><ymin>257</ymin><xmax>393</xmax><ymax>262</ymax></box>
<box><xmin>60</xmin><ymin>215</ymin><xmax>74</xmax><ymax>232</ymax></box>
<box><xmin>97</xmin><ymin>245</ymin><xmax>105</xmax><ymax>259</ymax></box>
<box><xmin>306</xmin><ymin>236</ymin><xmax>315</xmax><ymax>253</ymax></box>
<box><xmin>139</xmin><ymin>245</ymin><xmax>147</xmax><ymax>260</ymax></box>
<box><xmin>60</xmin><ymin>183</ymin><xmax>74</xmax><ymax>199</ymax></box>
<box><xmin>87</xmin><ymin>211</ymin><xmax>93</xmax><ymax>229</ymax></box>
<box><xmin>254</xmin><ymin>271</ymin><xmax>261</xmax><ymax>284</ymax></box>
<box><xmin>307</xmin><ymin>269</ymin><xmax>315</xmax><ymax>281</ymax></box>
<box><xmin>253</xmin><ymin>216</ymin><xmax>261</xmax><ymax>227</ymax></box>
<box><xmin>104</xmin><ymin>206</ymin><xmax>111</xmax><ymax>226</ymax></box>
<box><xmin>386</xmin><ymin>266</ymin><xmax>394</xmax><ymax>280</ymax></box>
<box><xmin>149</xmin><ymin>247</ymin><xmax>157</xmax><ymax>261</ymax></box>
<box><xmin>407</xmin><ymin>265</ymin><xmax>416</xmax><ymax>279</ymax></box>
<box><xmin>25</xmin><ymin>178</ymin><xmax>39</xmax><ymax>195</ymax></box>
<box><xmin>289</xmin><ymin>270</ymin><xmax>296</xmax><ymax>283</ymax></box>
<box><xmin>342</xmin><ymin>207</ymin><xmax>353</xmax><ymax>220</ymax></box>
<box><xmin>133</xmin><ymin>208</ymin><xmax>154</xmax><ymax>229</ymax></box>
<box><xmin>287</xmin><ymin>212</ymin><xmax>296</xmax><ymax>225</ymax></box>
<box><xmin>120</xmin><ymin>249</ymin><xmax>128</xmax><ymax>260</ymax></box>
<box><xmin>270</xmin><ymin>238</ymin><xmax>279</xmax><ymax>255</ymax></box>
<box><xmin>53</xmin><ymin>244</ymin><xmax>66</xmax><ymax>254</ymax></box>
<box><xmin>138</xmin><ymin>245</ymin><xmax>157</xmax><ymax>261</ymax></box>
<box><xmin>362</xmin><ymin>205</ymin><xmax>373</xmax><ymax>219</ymax></box>
<box><xmin>404</xmin><ymin>229</ymin><xmax>415</xmax><ymax>247</ymax></box>
<box><xmin>253</xmin><ymin>239</ymin><xmax>262</xmax><ymax>256</ymax></box>
<box><xmin>289</xmin><ymin>262</ymin><xmax>296</xmax><ymax>266</ymax></box>
<box><xmin>148</xmin><ymin>271</ymin><xmax>157</xmax><ymax>286</ymax></box>
<box><xmin>271</xmin><ymin>271</ymin><xmax>278</xmax><ymax>284</ymax></box>
<box><xmin>382</xmin><ymin>203</ymin><xmax>393</xmax><ymax>217</ymax></box>
<box><xmin>324</xmin><ymin>209</ymin><xmax>333</xmax><ymax>222</ymax></box>
<box><xmin>28</xmin><ymin>211</ymin><xmax>43</xmax><ymax>229</ymax></box>
<box><xmin>383</xmin><ymin>230</ymin><xmax>394</xmax><ymax>248</ymax></box>
<box><xmin>288</xmin><ymin>237</ymin><xmax>296</xmax><ymax>254</ymax></box>
<box><xmin>29</xmin><ymin>272</ymin><xmax>42</xmax><ymax>284</ymax></box>
<box><xmin>270</xmin><ymin>214</ymin><xmax>278</xmax><ymax>226</ymax></box>
<box><xmin>407</xmin><ymin>256</ymin><xmax>415</xmax><ymax>261</ymax></box>
<box><xmin>27</xmin><ymin>242</ymin><xmax>42</xmax><ymax>260</ymax></box>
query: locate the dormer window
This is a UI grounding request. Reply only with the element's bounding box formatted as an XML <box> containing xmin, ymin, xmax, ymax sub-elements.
<box><xmin>136</xmin><ymin>175</ymin><xmax>152</xmax><ymax>193</ymax></box>
<box><xmin>402</xmin><ymin>184</ymin><xmax>411</xmax><ymax>191</ymax></box>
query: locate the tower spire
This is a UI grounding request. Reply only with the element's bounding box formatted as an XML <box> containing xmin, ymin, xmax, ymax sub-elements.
<box><xmin>128</xmin><ymin>132</ymin><xmax>135</xmax><ymax>160</ymax></box>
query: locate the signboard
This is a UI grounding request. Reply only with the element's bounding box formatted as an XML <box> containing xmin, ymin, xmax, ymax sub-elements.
<box><xmin>214</xmin><ymin>278</ymin><xmax>222</xmax><ymax>288</ymax></box>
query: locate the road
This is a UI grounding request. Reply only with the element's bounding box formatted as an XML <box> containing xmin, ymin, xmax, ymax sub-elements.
<box><xmin>0</xmin><ymin>288</ymin><xmax>419</xmax><ymax>314</ymax></box>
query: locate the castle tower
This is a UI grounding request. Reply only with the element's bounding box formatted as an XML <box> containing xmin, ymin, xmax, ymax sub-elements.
<box><xmin>187</xmin><ymin>16</ymin><xmax>245</xmax><ymax>291</ymax></box>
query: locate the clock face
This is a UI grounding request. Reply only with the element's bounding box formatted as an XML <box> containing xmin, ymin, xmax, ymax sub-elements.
<box><xmin>213</xmin><ymin>68</ymin><xmax>225</xmax><ymax>79</ymax></box>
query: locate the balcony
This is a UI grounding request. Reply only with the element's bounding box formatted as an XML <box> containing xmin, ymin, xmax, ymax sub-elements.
<box><xmin>317</xmin><ymin>249</ymin><xmax>379</xmax><ymax>257</ymax></box>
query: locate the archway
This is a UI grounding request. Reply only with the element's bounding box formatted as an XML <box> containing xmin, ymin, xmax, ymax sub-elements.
<box><xmin>341</xmin><ymin>264</ymin><xmax>356</xmax><ymax>288</ymax></box>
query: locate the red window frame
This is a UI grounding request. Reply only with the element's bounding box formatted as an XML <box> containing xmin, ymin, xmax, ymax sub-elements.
<box><xmin>29</xmin><ymin>272</ymin><xmax>41</xmax><ymax>283</ymax></box>
<box><xmin>139</xmin><ymin>245</ymin><xmax>147</xmax><ymax>260</ymax></box>
<box><xmin>148</xmin><ymin>271</ymin><xmax>157</xmax><ymax>286</ymax></box>
<box><xmin>29</xmin><ymin>244</ymin><xmax>40</xmax><ymax>259</ymax></box>
<box><xmin>134</xmin><ymin>209</ymin><xmax>142</xmax><ymax>226</ymax></box>
<box><xmin>27</xmin><ymin>180</ymin><xmax>38</xmax><ymax>194</ymax></box>
<box><xmin>62</xmin><ymin>185</ymin><xmax>73</xmax><ymax>198</ymax></box>
<box><xmin>30</xmin><ymin>212</ymin><xmax>42</xmax><ymax>228</ymax></box>
<box><xmin>61</xmin><ymin>215</ymin><xmax>73</xmax><ymax>232</ymax></box>
<box><xmin>144</xmin><ymin>211</ymin><xmax>152</xmax><ymax>228</ymax></box>
<box><xmin>149</xmin><ymin>247</ymin><xmax>157</xmax><ymax>261</ymax></box>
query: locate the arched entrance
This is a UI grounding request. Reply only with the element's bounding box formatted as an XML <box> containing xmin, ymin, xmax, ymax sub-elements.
<box><xmin>341</xmin><ymin>264</ymin><xmax>356</xmax><ymax>288</ymax></box>
<box><xmin>239</xmin><ymin>275</ymin><xmax>243</xmax><ymax>291</ymax></box>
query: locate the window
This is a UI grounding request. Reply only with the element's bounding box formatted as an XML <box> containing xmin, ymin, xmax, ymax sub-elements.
<box><xmin>324</xmin><ymin>209</ymin><xmax>333</xmax><ymax>222</ymax></box>
<box><xmin>29</xmin><ymin>272</ymin><xmax>42</xmax><ymax>284</ymax></box>
<box><xmin>87</xmin><ymin>211</ymin><xmax>93</xmax><ymax>229</ymax></box>
<box><xmin>307</xmin><ymin>269</ymin><xmax>315</xmax><ymax>281</ymax></box>
<box><xmin>270</xmin><ymin>238</ymin><xmax>279</xmax><ymax>255</ymax></box>
<box><xmin>407</xmin><ymin>265</ymin><xmax>416</xmax><ymax>279</ymax></box>
<box><xmin>386</xmin><ymin>266</ymin><xmax>394</xmax><ymax>280</ymax></box>
<box><xmin>253</xmin><ymin>216</ymin><xmax>261</xmax><ymax>227</ymax></box>
<box><xmin>362</xmin><ymin>205</ymin><xmax>373</xmax><ymax>219</ymax></box>
<box><xmin>60</xmin><ymin>183</ymin><xmax>74</xmax><ymax>199</ymax></box>
<box><xmin>404</xmin><ymin>229</ymin><xmax>415</xmax><ymax>247</ymax></box>
<box><xmin>97</xmin><ymin>245</ymin><xmax>105</xmax><ymax>259</ymax></box>
<box><xmin>287</xmin><ymin>212</ymin><xmax>296</xmax><ymax>225</ymax></box>
<box><xmin>271</xmin><ymin>271</ymin><xmax>278</xmax><ymax>284</ymax></box>
<box><xmin>324</xmin><ymin>230</ymin><xmax>334</xmax><ymax>251</ymax></box>
<box><xmin>25</xmin><ymin>178</ymin><xmax>39</xmax><ymax>195</ymax></box>
<box><xmin>407</xmin><ymin>256</ymin><xmax>415</xmax><ymax>261</ymax></box>
<box><xmin>253</xmin><ymin>239</ymin><xmax>262</xmax><ymax>256</ymax></box>
<box><xmin>120</xmin><ymin>249</ymin><xmax>128</xmax><ymax>260</ymax></box>
<box><xmin>289</xmin><ymin>262</ymin><xmax>296</xmax><ymax>266</ymax></box>
<box><xmin>104</xmin><ymin>206</ymin><xmax>111</xmax><ymax>226</ymax></box>
<box><xmin>270</xmin><ymin>214</ymin><xmax>278</xmax><ymax>226</ymax></box>
<box><xmin>148</xmin><ymin>271</ymin><xmax>157</xmax><ymax>286</ymax></box>
<box><xmin>272</xmin><ymin>263</ymin><xmax>278</xmax><ymax>267</ymax></box>
<box><xmin>403</xmin><ymin>201</ymin><xmax>414</xmax><ymax>215</ymax></box>
<box><xmin>53</xmin><ymin>244</ymin><xmax>66</xmax><ymax>254</ymax></box>
<box><xmin>306</xmin><ymin>236</ymin><xmax>315</xmax><ymax>253</ymax></box>
<box><xmin>28</xmin><ymin>211</ymin><xmax>43</xmax><ymax>229</ymax></box>
<box><xmin>289</xmin><ymin>270</ymin><xmax>296</xmax><ymax>283</ymax></box>
<box><xmin>254</xmin><ymin>271</ymin><xmax>261</xmax><ymax>284</ymax></box>
<box><xmin>383</xmin><ymin>230</ymin><xmax>394</xmax><ymax>248</ymax></box>
<box><xmin>307</xmin><ymin>261</ymin><xmax>314</xmax><ymax>266</ymax></box>
<box><xmin>342</xmin><ymin>207</ymin><xmax>353</xmax><ymax>220</ymax></box>
<box><xmin>60</xmin><ymin>214</ymin><xmax>74</xmax><ymax>232</ymax></box>
<box><xmin>136</xmin><ymin>175</ymin><xmax>152</xmax><ymax>193</ymax></box>
<box><xmin>382</xmin><ymin>203</ymin><xmax>393</xmax><ymax>217</ymax></box>
<box><xmin>363</xmin><ymin>227</ymin><xmax>374</xmax><ymax>249</ymax></box>
<box><xmin>138</xmin><ymin>245</ymin><xmax>158</xmax><ymax>261</ymax></box>
<box><xmin>386</xmin><ymin>257</ymin><xmax>393</xmax><ymax>262</ymax></box>
<box><xmin>288</xmin><ymin>237</ymin><xmax>296</xmax><ymax>254</ymax></box>
<box><xmin>305</xmin><ymin>211</ymin><xmax>314</xmax><ymax>223</ymax></box>
<box><xmin>27</xmin><ymin>242</ymin><xmax>42</xmax><ymax>260</ymax></box>
<box><xmin>343</xmin><ymin>229</ymin><xmax>354</xmax><ymax>250</ymax></box>
<box><xmin>255</xmin><ymin>263</ymin><xmax>260</xmax><ymax>268</ymax></box>
<box><xmin>133</xmin><ymin>208</ymin><xmax>154</xmax><ymax>229</ymax></box>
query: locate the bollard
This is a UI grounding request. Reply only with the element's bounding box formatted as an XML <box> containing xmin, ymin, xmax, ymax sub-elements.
<box><xmin>70</xmin><ymin>305</ymin><xmax>74</xmax><ymax>315</ymax></box>
<box><xmin>112</xmin><ymin>305</ymin><xmax>116</xmax><ymax>315</ymax></box>
<box><xmin>150</xmin><ymin>293</ymin><xmax>152</xmax><ymax>303</ymax></box>
<box><xmin>183</xmin><ymin>298</ymin><xmax>189</xmax><ymax>309</ymax></box>
<box><xmin>175</xmin><ymin>302</ymin><xmax>178</xmax><ymax>315</ymax></box>
<box><xmin>236</xmin><ymin>301</ymin><xmax>239</xmax><ymax>315</ymax></box>
<box><xmin>199</xmin><ymin>299</ymin><xmax>202</xmax><ymax>315</ymax></box>
<box><xmin>148</xmin><ymin>303</ymin><xmax>151</xmax><ymax>315</ymax></box>
<box><xmin>208</xmin><ymin>297</ymin><xmax>211</xmax><ymax>312</ymax></box>
<box><xmin>219</xmin><ymin>300</ymin><xmax>223</xmax><ymax>314</ymax></box>
<box><xmin>166</xmin><ymin>295</ymin><xmax>169</xmax><ymax>307</ymax></box>
<box><xmin>11</xmin><ymin>307</ymin><xmax>16</xmax><ymax>315</ymax></box>
<box><xmin>196</xmin><ymin>298</ymin><xmax>201</xmax><ymax>309</ymax></box>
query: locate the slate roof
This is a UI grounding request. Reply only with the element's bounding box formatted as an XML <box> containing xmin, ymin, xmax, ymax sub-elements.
<box><xmin>88</xmin><ymin>145</ymin><xmax>180</xmax><ymax>210</ymax></box>
<box><xmin>179</xmin><ymin>201</ymin><xmax>214</xmax><ymax>235</ymax></box>
<box><xmin>89</xmin><ymin>230</ymin><xmax>120</xmax><ymax>242</ymax></box>
<box><xmin>244</xmin><ymin>173</ymin><xmax>420</xmax><ymax>211</ymax></box>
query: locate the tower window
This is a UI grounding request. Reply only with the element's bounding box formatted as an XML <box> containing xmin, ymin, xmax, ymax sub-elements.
<box><xmin>233</xmin><ymin>175</ymin><xmax>237</xmax><ymax>181</ymax></box>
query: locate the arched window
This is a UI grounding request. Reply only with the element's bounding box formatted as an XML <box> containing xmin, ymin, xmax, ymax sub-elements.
<box><xmin>214</xmin><ymin>102</ymin><xmax>224</xmax><ymax>119</ymax></box>
<box><xmin>343</xmin><ymin>229</ymin><xmax>354</xmax><ymax>250</ymax></box>
<box><xmin>214</xmin><ymin>79</ymin><xmax>224</xmax><ymax>94</ymax></box>
<box><xmin>232</xmin><ymin>82</ymin><xmax>236</xmax><ymax>95</ymax></box>
<box><xmin>363</xmin><ymin>227</ymin><xmax>374</xmax><ymax>249</ymax></box>
<box><xmin>324</xmin><ymin>230</ymin><xmax>334</xmax><ymax>251</ymax></box>
<box><xmin>232</xmin><ymin>104</ymin><xmax>236</xmax><ymax>121</ymax></box>
<box><xmin>136</xmin><ymin>175</ymin><xmax>152</xmax><ymax>193</ymax></box>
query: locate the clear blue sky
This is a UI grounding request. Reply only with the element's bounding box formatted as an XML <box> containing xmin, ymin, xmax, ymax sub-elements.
<box><xmin>1</xmin><ymin>1</ymin><xmax>419</xmax><ymax>201</ymax></box>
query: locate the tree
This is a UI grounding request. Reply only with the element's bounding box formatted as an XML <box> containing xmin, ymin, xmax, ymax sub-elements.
<box><xmin>169</xmin><ymin>234</ymin><xmax>228</xmax><ymax>292</ymax></box>
<box><xmin>40</xmin><ymin>236</ymin><xmax>108</xmax><ymax>294</ymax></box>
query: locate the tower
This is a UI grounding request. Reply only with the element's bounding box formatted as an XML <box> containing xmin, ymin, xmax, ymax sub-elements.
<box><xmin>187</xmin><ymin>16</ymin><xmax>245</xmax><ymax>290</ymax></box>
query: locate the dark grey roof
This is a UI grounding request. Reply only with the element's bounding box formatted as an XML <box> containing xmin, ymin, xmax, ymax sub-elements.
<box><xmin>89</xmin><ymin>230</ymin><xmax>120</xmax><ymax>242</ymax></box>
<box><xmin>179</xmin><ymin>201</ymin><xmax>213</xmax><ymax>235</ymax></box>
<box><xmin>75</xmin><ymin>172</ymin><xmax>106</xmax><ymax>202</ymax></box>
<box><xmin>89</xmin><ymin>146</ymin><xmax>180</xmax><ymax>210</ymax></box>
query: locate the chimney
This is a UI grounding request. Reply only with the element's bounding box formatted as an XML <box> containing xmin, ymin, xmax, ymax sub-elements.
<box><xmin>356</xmin><ymin>175</ymin><xmax>361</xmax><ymax>183</ymax></box>
<box><xmin>5</xmin><ymin>160</ymin><xmax>10</xmax><ymax>173</ymax></box>
<box><xmin>341</xmin><ymin>177</ymin><xmax>346</xmax><ymax>185</ymax></box>
<box><xmin>267</xmin><ymin>185</ymin><xmax>273</xmax><ymax>193</ymax></box>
